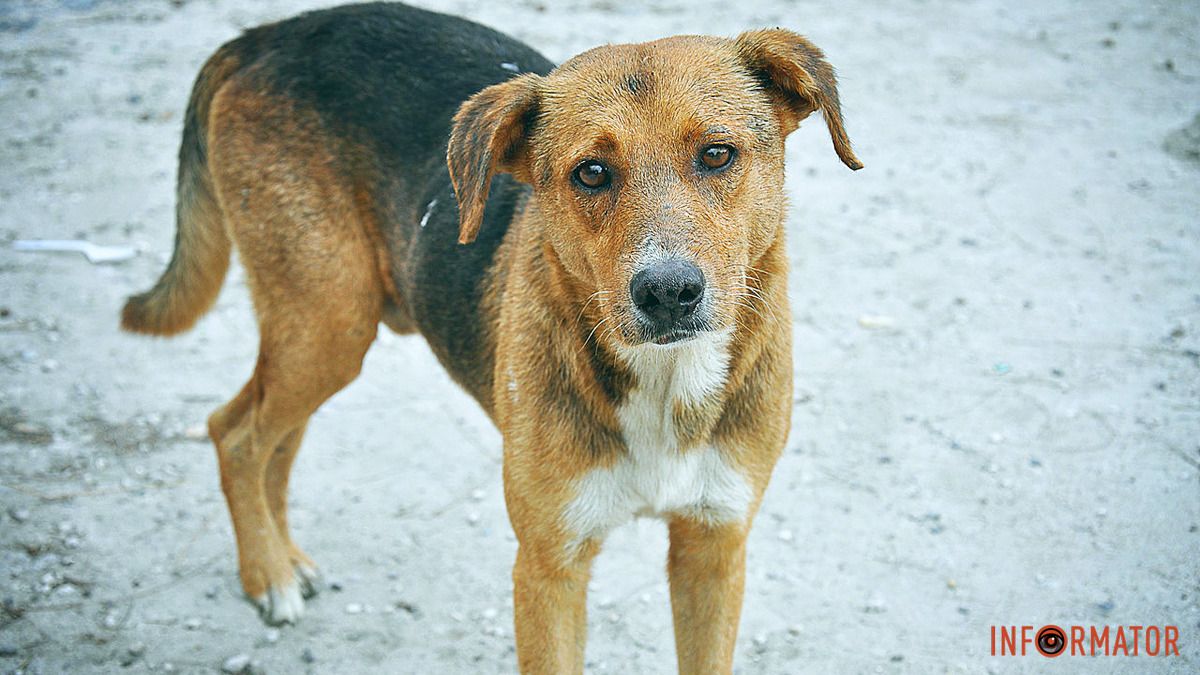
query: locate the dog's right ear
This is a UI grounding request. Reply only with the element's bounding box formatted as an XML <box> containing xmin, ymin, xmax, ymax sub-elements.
<box><xmin>448</xmin><ymin>74</ymin><xmax>542</xmax><ymax>244</ymax></box>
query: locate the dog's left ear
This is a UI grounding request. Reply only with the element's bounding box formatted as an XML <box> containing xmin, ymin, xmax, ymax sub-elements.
<box><xmin>448</xmin><ymin>73</ymin><xmax>542</xmax><ymax>244</ymax></box>
<box><xmin>734</xmin><ymin>29</ymin><xmax>863</xmax><ymax>170</ymax></box>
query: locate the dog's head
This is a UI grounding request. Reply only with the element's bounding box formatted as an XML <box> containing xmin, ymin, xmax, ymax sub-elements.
<box><xmin>449</xmin><ymin>29</ymin><xmax>860</xmax><ymax>348</ymax></box>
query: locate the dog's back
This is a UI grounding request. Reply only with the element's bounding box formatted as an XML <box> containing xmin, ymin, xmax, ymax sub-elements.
<box><xmin>123</xmin><ymin>1</ymin><xmax>553</xmax><ymax>405</ymax></box>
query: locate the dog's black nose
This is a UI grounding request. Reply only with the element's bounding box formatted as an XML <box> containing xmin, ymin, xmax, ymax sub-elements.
<box><xmin>629</xmin><ymin>259</ymin><xmax>705</xmax><ymax>326</ymax></box>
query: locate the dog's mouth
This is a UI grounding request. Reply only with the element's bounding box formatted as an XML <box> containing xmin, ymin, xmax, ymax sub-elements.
<box><xmin>652</xmin><ymin>329</ymin><xmax>697</xmax><ymax>346</ymax></box>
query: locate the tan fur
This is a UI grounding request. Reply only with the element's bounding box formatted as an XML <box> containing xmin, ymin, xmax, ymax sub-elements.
<box><xmin>124</xmin><ymin>25</ymin><xmax>858</xmax><ymax>673</ymax></box>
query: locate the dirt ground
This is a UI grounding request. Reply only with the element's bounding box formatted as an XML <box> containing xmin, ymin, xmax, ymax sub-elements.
<box><xmin>1</xmin><ymin>0</ymin><xmax>1197</xmax><ymax>673</ymax></box>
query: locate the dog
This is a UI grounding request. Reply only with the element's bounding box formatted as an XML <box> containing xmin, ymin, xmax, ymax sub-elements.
<box><xmin>120</xmin><ymin>2</ymin><xmax>861</xmax><ymax>672</ymax></box>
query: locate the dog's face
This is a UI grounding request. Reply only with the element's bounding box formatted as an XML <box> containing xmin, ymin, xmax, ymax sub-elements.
<box><xmin>450</xmin><ymin>30</ymin><xmax>860</xmax><ymax>347</ymax></box>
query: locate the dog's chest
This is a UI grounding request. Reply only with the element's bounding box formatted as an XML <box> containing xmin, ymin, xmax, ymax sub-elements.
<box><xmin>562</xmin><ymin>331</ymin><xmax>753</xmax><ymax>542</ymax></box>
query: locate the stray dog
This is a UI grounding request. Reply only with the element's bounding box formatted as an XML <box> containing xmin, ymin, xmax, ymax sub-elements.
<box><xmin>121</xmin><ymin>2</ymin><xmax>861</xmax><ymax>672</ymax></box>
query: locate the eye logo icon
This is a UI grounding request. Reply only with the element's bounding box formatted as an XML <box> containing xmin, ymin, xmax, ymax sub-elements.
<box><xmin>1036</xmin><ymin>625</ymin><xmax>1066</xmax><ymax>658</ymax></box>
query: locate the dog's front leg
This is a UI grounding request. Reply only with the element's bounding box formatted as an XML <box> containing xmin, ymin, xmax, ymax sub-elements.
<box><xmin>666</xmin><ymin>517</ymin><xmax>750</xmax><ymax>675</ymax></box>
<box><xmin>511</xmin><ymin>537</ymin><xmax>598</xmax><ymax>675</ymax></box>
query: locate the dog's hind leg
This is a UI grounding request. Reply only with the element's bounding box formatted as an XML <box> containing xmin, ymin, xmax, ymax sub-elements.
<box><xmin>264</xmin><ymin>423</ymin><xmax>319</xmax><ymax>596</ymax></box>
<box><xmin>207</xmin><ymin>258</ymin><xmax>380</xmax><ymax>624</ymax></box>
<box><xmin>205</xmin><ymin>80</ymin><xmax>385</xmax><ymax>624</ymax></box>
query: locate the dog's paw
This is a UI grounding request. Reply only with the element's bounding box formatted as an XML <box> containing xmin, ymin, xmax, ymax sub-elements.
<box><xmin>253</xmin><ymin>579</ymin><xmax>306</xmax><ymax>625</ymax></box>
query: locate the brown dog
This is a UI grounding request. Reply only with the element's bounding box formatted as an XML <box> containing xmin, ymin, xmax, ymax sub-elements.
<box><xmin>121</xmin><ymin>2</ymin><xmax>860</xmax><ymax>672</ymax></box>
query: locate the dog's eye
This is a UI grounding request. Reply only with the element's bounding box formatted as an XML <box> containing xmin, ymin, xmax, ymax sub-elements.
<box><xmin>573</xmin><ymin>160</ymin><xmax>611</xmax><ymax>190</ymax></box>
<box><xmin>699</xmin><ymin>144</ymin><xmax>735</xmax><ymax>171</ymax></box>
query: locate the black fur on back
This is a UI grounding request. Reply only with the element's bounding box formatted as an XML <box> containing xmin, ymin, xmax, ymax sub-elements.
<box><xmin>221</xmin><ymin>2</ymin><xmax>555</xmax><ymax>405</ymax></box>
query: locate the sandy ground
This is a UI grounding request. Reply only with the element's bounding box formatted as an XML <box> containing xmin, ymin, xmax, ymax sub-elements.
<box><xmin>1</xmin><ymin>0</ymin><xmax>1198</xmax><ymax>673</ymax></box>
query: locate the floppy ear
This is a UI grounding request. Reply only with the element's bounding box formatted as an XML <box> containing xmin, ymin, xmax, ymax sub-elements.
<box><xmin>734</xmin><ymin>29</ymin><xmax>863</xmax><ymax>170</ymax></box>
<box><xmin>447</xmin><ymin>73</ymin><xmax>542</xmax><ymax>244</ymax></box>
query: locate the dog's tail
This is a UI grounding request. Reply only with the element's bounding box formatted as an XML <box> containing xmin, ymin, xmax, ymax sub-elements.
<box><xmin>120</xmin><ymin>42</ymin><xmax>244</xmax><ymax>336</ymax></box>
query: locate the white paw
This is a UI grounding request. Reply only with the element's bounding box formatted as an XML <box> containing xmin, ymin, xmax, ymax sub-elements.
<box><xmin>253</xmin><ymin>579</ymin><xmax>305</xmax><ymax>625</ymax></box>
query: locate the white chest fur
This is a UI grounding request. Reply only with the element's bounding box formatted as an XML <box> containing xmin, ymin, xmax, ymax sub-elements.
<box><xmin>562</xmin><ymin>329</ymin><xmax>753</xmax><ymax>544</ymax></box>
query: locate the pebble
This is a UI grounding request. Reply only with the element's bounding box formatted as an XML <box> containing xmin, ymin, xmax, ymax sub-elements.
<box><xmin>220</xmin><ymin>654</ymin><xmax>251</xmax><ymax>674</ymax></box>
<box><xmin>300</xmin><ymin>648</ymin><xmax>316</xmax><ymax>664</ymax></box>
<box><xmin>263</xmin><ymin>628</ymin><xmax>280</xmax><ymax>644</ymax></box>
<box><xmin>466</xmin><ymin>511</ymin><xmax>481</xmax><ymax>525</ymax></box>
<box><xmin>127</xmin><ymin>642</ymin><xmax>146</xmax><ymax>657</ymax></box>
<box><xmin>857</xmin><ymin>314</ymin><xmax>895</xmax><ymax>329</ymax></box>
<box><xmin>481</xmin><ymin>607</ymin><xmax>498</xmax><ymax>620</ymax></box>
<box><xmin>183</xmin><ymin>423</ymin><xmax>207</xmax><ymax>440</ymax></box>
<box><xmin>787</xmin><ymin>624</ymin><xmax>803</xmax><ymax>636</ymax></box>
<box><xmin>470</xmin><ymin>489</ymin><xmax>485</xmax><ymax>501</ymax></box>
<box><xmin>183</xmin><ymin>616</ymin><xmax>202</xmax><ymax>630</ymax></box>
<box><xmin>864</xmin><ymin>594</ymin><xmax>887</xmax><ymax>614</ymax></box>
<box><xmin>777</xmin><ymin>529</ymin><xmax>794</xmax><ymax>542</ymax></box>
<box><xmin>8</xmin><ymin>507</ymin><xmax>30</xmax><ymax>523</ymax></box>
<box><xmin>345</xmin><ymin>602</ymin><xmax>364</xmax><ymax>615</ymax></box>
<box><xmin>40</xmin><ymin>359</ymin><xmax>58</xmax><ymax>373</ymax></box>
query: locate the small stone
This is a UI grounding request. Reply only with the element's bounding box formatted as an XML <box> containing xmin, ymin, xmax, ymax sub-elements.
<box><xmin>466</xmin><ymin>511</ymin><xmax>480</xmax><ymax>525</ymax></box>
<box><xmin>128</xmin><ymin>642</ymin><xmax>146</xmax><ymax>657</ymax></box>
<box><xmin>787</xmin><ymin>624</ymin><xmax>803</xmax><ymax>636</ymax></box>
<box><xmin>221</xmin><ymin>654</ymin><xmax>251</xmax><ymax>674</ymax></box>
<box><xmin>864</xmin><ymin>594</ymin><xmax>887</xmax><ymax>614</ymax></box>
<box><xmin>777</xmin><ymin>529</ymin><xmax>794</xmax><ymax>542</ymax></box>
<box><xmin>183</xmin><ymin>423</ymin><xmax>207</xmax><ymax>440</ymax></box>
<box><xmin>482</xmin><ymin>607</ymin><xmax>498</xmax><ymax>621</ymax></box>
<box><xmin>183</xmin><ymin>616</ymin><xmax>202</xmax><ymax>630</ymax></box>
<box><xmin>857</xmin><ymin>314</ymin><xmax>895</xmax><ymax>330</ymax></box>
<box><xmin>470</xmin><ymin>489</ymin><xmax>485</xmax><ymax>502</ymax></box>
<box><xmin>345</xmin><ymin>602</ymin><xmax>364</xmax><ymax>614</ymax></box>
<box><xmin>264</xmin><ymin>628</ymin><xmax>280</xmax><ymax>644</ymax></box>
<box><xmin>946</xmin><ymin>579</ymin><xmax>957</xmax><ymax>590</ymax></box>
<box><xmin>300</xmin><ymin>648</ymin><xmax>315</xmax><ymax>664</ymax></box>
<box><xmin>8</xmin><ymin>507</ymin><xmax>30</xmax><ymax>523</ymax></box>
